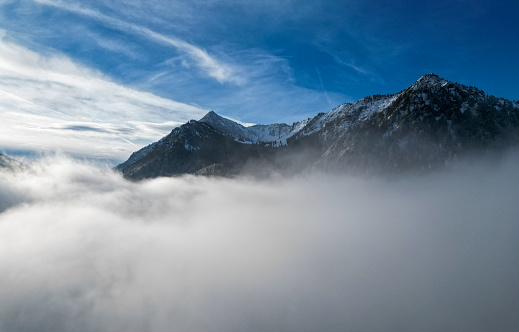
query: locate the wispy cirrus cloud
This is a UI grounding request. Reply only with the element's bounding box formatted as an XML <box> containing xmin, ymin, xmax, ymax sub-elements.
<box><xmin>139</xmin><ymin>47</ymin><xmax>351</xmax><ymax>125</ymax></box>
<box><xmin>33</xmin><ymin>0</ymin><xmax>243</xmax><ymax>84</ymax></box>
<box><xmin>315</xmin><ymin>66</ymin><xmax>332</xmax><ymax>107</ymax></box>
<box><xmin>0</xmin><ymin>0</ymin><xmax>356</xmax><ymax>127</ymax></box>
<box><xmin>0</xmin><ymin>36</ymin><xmax>207</xmax><ymax>161</ymax></box>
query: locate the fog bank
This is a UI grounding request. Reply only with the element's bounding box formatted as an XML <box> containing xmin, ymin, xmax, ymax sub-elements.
<box><xmin>0</xmin><ymin>155</ymin><xmax>518</xmax><ymax>332</ymax></box>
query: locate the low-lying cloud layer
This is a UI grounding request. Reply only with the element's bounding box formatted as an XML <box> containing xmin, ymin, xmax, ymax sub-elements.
<box><xmin>0</xmin><ymin>154</ymin><xmax>518</xmax><ymax>332</ymax></box>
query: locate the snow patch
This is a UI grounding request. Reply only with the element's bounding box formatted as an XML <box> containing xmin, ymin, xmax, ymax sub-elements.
<box><xmin>460</xmin><ymin>102</ymin><xmax>469</xmax><ymax>114</ymax></box>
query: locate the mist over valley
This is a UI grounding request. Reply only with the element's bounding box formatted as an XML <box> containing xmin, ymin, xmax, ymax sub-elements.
<box><xmin>0</xmin><ymin>153</ymin><xmax>518</xmax><ymax>331</ymax></box>
<box><xmin>1</xmin><ymin>1</ymin><xmax>519</xmax><ymax>330</ymax></box>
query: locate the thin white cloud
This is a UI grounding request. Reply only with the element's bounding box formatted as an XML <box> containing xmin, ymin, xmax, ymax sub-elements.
<box><xmin>33</xmin><ymin>0</ymin><xmax>243</xmax><ymax>84</ymax></box>
<box><xmin>0</xmin><ymin>36</ymin><xmax>206</xmax><ymax>161</ymax></box>
<box><xmin>315</xmin><ymin>66</ymin><xmax>332</xmax><ymax>107</ymax></box>
<box><xmin>141</xmin><ymin>47</ymin><xmax>351</xmax><ymax>124</ymax></box>
<box><xmin>86</xmin><ymin>31</ymin><xmax>142</xmax><ymax>60</ymax></box>
<box><xmin>326</xmin><ymin>51</ymin><xmax>386</xmax><ymax>84</ymax></box>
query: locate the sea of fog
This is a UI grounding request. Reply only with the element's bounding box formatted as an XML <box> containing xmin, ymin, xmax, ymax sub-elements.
<box><xmin>0</xmin><ymin>153</ymin><xmax>518</xmax><ymax>332</ymax></box>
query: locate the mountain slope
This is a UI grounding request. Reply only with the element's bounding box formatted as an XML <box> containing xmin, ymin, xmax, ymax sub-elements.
<box><xmin>0</xmin><ymin>153</ymin><xmax>25</xmax><ymax>171</ymax></box>
<box><xmin>199</xmin><ymin>111</ymin><xmax>306</xmax><ymax>145</ymax></box>
<box><xmin>312</xmin><ymin>74</ymin><xmax>519</xmax><ymax>171</ymax></box>
<box><xmin>117</xmin><ymin>120</ymin><xmax>286</xmax><ymax>180</ymax></box>
<box><xmin>117</xmin><ymin>74</ymin><xmax>519</xmax><ymax>179</ymax></box>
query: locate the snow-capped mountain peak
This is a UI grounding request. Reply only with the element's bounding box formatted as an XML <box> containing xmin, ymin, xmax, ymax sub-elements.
<box><xmin>415</xmin><ymin>73</ymin><xmax>448</xmax><ymax>85</ymax></box>
<box><xmin>117</xmin><ymin>74</ymin><xmax>519</xmax><ymax>179</ymax></box>
<box><xmin>410</xmin><ymin>73</ymin><xmax>447</xmax><ymax>91</ymax></box>
<box><xmin>200</xmin><ymin>111</ymin><xmax>241</xmax><ymax>129</ymax></box>
<box><xmin>199</xmin><ymin>111</ymin><xmax>304</xmax><ymax>145</ymax></box>
<box><xmin>199</xmin><ymin>110</ymin><xmax>250</xmax><ymax>141</ymax></box>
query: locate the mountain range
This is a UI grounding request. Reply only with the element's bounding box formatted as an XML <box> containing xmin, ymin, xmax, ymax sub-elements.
<box><xmin>116</xmin><ymin>73</ymin><xmax>519</xmax><ymax>180</ymax></box>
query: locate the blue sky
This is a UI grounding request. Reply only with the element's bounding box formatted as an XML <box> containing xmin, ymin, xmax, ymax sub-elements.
<box><xmin>0</xmin><ymin>0</ymin><xmax>518</xmax><ymax>161</ymax></box>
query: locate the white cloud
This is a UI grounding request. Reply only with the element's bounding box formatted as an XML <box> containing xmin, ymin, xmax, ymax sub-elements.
<box><xmin>0</xmin><ymin>37</ymin><xmax>207</xmax><ymax>161</ymax></box>
<box><xmin>315</xmin><ymin>66</ymin><xmax>332</xmax><ymax>107</ymax></box>
<box><xmin>33</xmin><ymin>0</ymin><xmax>243</xmax><ymax>84</ymax></box>
<box><xmin>328</xmin><ymin>52</ymin><xmax>386</xmax><ymax>84</ymax></box>
<box><xmin>0</xmin><ymin>154</ymin><xmax>518</xmax><ymax>331</ymax></box>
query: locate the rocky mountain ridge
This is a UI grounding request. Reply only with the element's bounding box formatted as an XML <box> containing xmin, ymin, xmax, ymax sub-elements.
<box><xmin>117</xmin><ymin>74</ymin><xmax>519</xmax><ymax>179</ymax></box>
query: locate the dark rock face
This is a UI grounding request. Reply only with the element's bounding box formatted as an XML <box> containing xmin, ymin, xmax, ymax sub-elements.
<box><xmin>117</xmin><ymin>121</ymin><xmax>280</xmax><ymax>180</ymax></box>
<box><xmin>312</xmin><ymin>74</ymin><xmax>519</xmax><ymax>172</ymax></box>
<box><xmin>117</xmin><ymin>74</ymin><xmax>519</xmax><ymax>179</ymax></box>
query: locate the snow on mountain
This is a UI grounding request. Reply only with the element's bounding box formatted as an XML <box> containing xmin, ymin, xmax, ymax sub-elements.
<box><xmin>198</xmin><ymin>92</ymin><xmax>399</xmax><ymax>146</ymax></box>
<box><xmin>200</xmin><ymin>110</ymin><xmax>304</xmax><ymax>145</ymax></box>
<box><xmin>313</xmin><ymin>73</ymin><xmax>519</xmax><ymax>172</ymax></box>
<box><xmin>115</xmin><ymin>142</ymin><xmax>155</xmax><ymax>171</ymax></box>
<box><xmin>412</xmin><ymin>73</ymin><xmax>449</xmax><ymax>89</ymax></box>
<box><xmin>117</xmin><ymin>74</ymin><xmax>519</xmax><ymax>179</ymax></box>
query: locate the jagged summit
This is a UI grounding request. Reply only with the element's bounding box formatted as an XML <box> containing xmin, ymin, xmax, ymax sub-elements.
<box><xmin>200</xmin><ymin>110</ymin><xmax>226</xmax><ymax>123</ymax></box>
<box><xmin>418</xmin><ymin>73</ymin><xmax>441</xmax><ymax>81</ymax></box>
<box><xmin>199</xmin><ymin>110</ymin><xmax>305</xmax><ymax>145</ymax></box>
<box><xmin>199</xmin><ymin>110</ymin><xmax>250</xmax><ymax>142</ymax></box>
<box><xmin>412</xmin><ymin>73</ymin><xmax>449</xmax><ymax>90</ymax></box>
<box><xmin>117</xmin><ymin>74</ymin><xmax>519</xmax><ymax>179</ymax></box>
